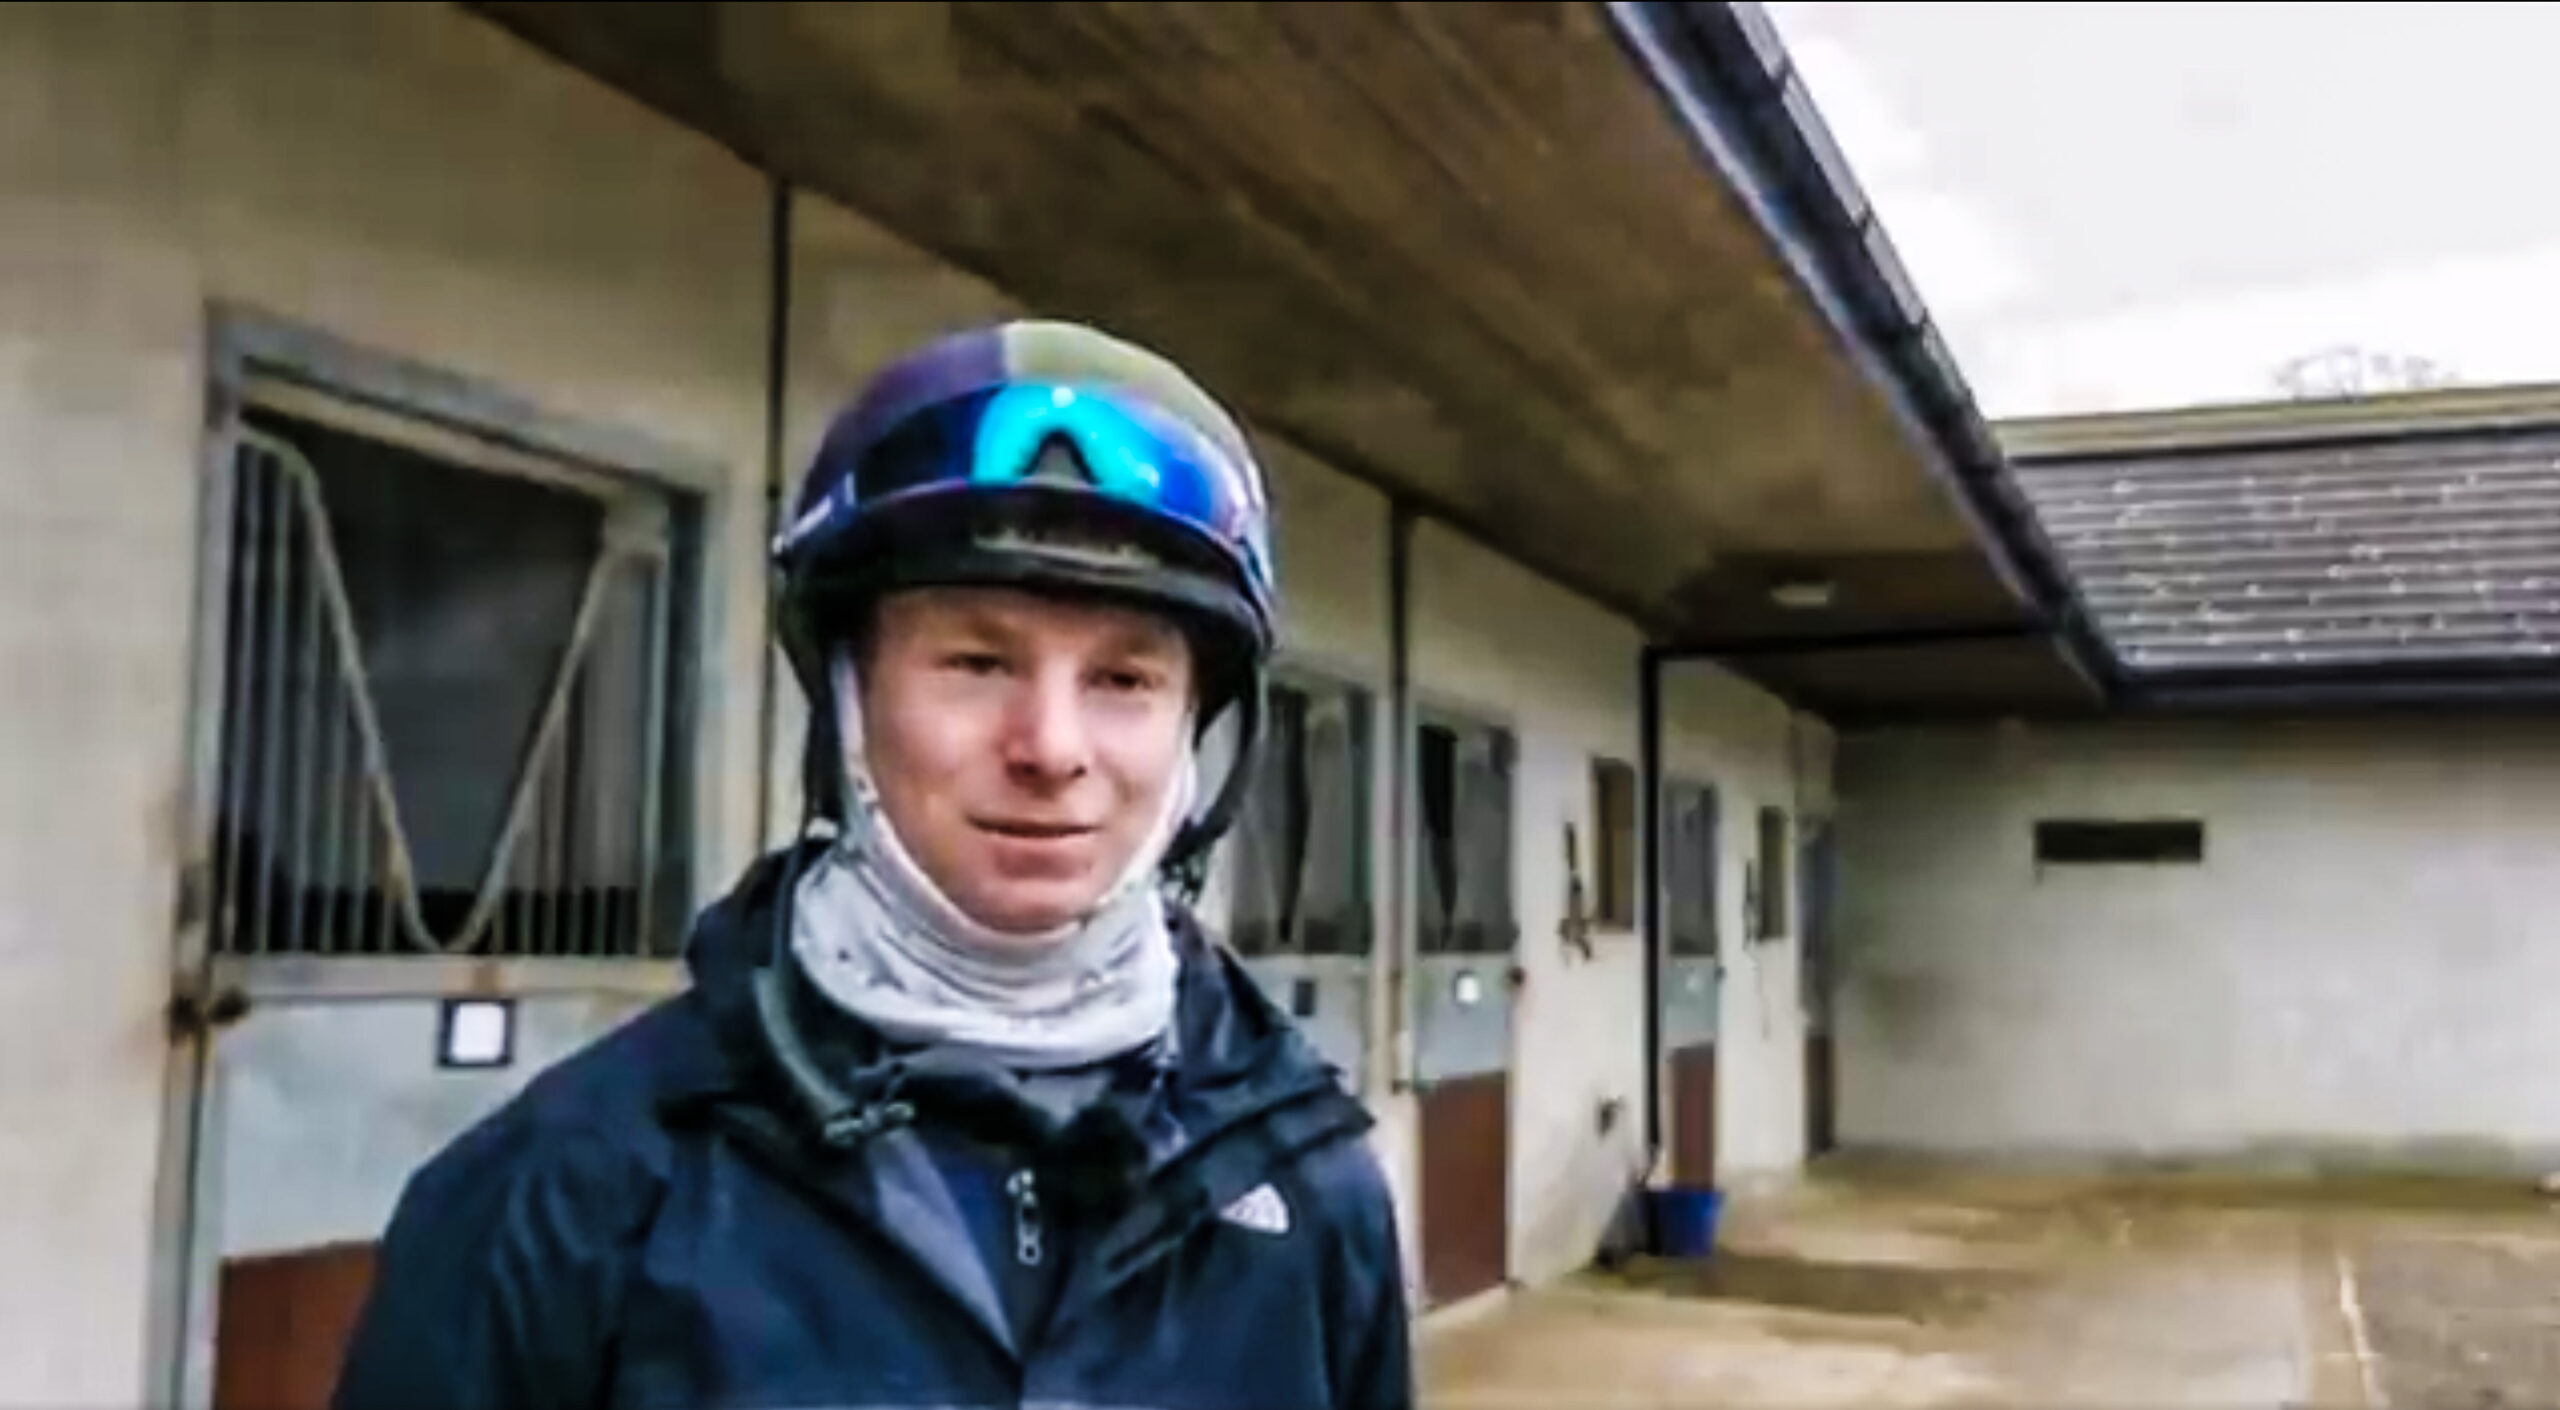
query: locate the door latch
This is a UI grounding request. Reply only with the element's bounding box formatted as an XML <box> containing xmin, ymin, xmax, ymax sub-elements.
<box><xmin>166</xmin><ymin>980</ymin><xmax>251</xmax><ymax>1040</ymax></box>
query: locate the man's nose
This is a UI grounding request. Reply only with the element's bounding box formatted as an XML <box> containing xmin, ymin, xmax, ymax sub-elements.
<box><xmin>999</xmin><ymin>668</ymin><xmax>1091</xmax><ymax>781</ymax></box>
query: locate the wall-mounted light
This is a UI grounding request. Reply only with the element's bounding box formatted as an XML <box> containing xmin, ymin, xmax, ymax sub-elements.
<box><xmin>437</xmin><ymin>996</ymin><xmax>516</xmax><ymax>1071</ymax></box>
<box><xmin>1769</xmin><ymin>579</ymin><xmax>1837</xmax><ymax>610</ymax></box>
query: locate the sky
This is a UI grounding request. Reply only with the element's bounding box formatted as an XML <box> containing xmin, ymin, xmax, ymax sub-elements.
<box><xmin>1759</xmin><ymin>2</ymin><xmax>2560</xmax><ymax>420</ymax></box>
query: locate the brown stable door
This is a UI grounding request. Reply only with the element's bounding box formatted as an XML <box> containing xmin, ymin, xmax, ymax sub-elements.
<box><xmin>1412</xmin><ymin>715</ymin><xmax>1517</xmax><ymax>1306</ymax></box>
<box><xmin>213</xmin><ymin>1243</ymin><xmax>379</xmax><ymax>1410</ymax></box>
<box><xmin>1669</xmin><ymin>1043</ymin><xmax>1717</xmax><ymax>1183</ymax></box>
<box><xmin>1660</xmin><ymin>778</ymin><xmax>1721</xmax><ymax>1185</ymax></box>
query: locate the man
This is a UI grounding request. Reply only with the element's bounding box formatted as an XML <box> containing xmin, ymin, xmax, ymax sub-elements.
<box><xmin>330</xmin><ymin>321</ymin><xmax>1415</xmax><ymax>1410</ymax></box>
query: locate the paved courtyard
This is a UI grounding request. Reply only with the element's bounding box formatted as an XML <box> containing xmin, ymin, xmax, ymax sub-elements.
<box><xmin>1422</xmin><ymin>1158</ymin><xmax>2560</xmax><ymax>1409</ymax></box>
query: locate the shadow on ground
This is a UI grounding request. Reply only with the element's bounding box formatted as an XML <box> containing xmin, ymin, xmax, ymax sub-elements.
<box><xmin>1605</xmin><ymin>1248</ymin><xmax>2034</xmax><ymax>1325</ymax></box>
<box><xmin>1423</xmin><ymin>1161</ymin><xmax>2560</xmax><ymax>1410</ymax></box>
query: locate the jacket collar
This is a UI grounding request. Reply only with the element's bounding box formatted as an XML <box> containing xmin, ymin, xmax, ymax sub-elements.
<box><xmin>666</xmin><ymin>841</ymin><xmax>1365</xmax><ymax>1166</ymax></box>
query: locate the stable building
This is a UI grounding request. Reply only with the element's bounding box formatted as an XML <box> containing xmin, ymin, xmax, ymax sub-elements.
<box><xmin>0</xmin><ymin>4</ymin><xmax>2105</xmax><ymax>1406</ymax></box>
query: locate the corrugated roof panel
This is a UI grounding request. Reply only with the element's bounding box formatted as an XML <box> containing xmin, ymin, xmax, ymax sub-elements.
<box><xmin>2011</xmin><ymin>432</ymin><xmax>2560</xmax><ymax>672</ymax></box>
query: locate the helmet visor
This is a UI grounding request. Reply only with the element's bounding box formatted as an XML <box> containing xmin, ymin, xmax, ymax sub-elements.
<box><xmin>777</xmin><ymin>381</ymin><xmax>1271</xmax><ymax>594</ymax></box>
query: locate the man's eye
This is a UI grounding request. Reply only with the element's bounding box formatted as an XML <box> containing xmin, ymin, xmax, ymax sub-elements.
<box><xmin>1098</xmin><ymin>668</ymin><xmax>1158</xmax><ymax>694</ymax></box>
<box><xmin>945</xmin><ymin>652</ymin><xmax>1006</xmax><ymax>675</ymax></box>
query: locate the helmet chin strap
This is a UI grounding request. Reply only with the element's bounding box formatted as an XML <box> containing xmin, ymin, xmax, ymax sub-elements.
<box><xmin>1160</xmin><ymin>668</ymin><xmax>1263</xmax><ymax>907</ymax></box>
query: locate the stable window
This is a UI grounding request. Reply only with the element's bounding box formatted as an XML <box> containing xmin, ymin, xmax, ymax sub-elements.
<box><xmin>1662</xmin><ymin>779</ymin><xmax>1719</xmax><ymax>957</ymax></box>
<box><xmin>1798</xmin><ymin>816</ymin><xmax>1839</xmax><ymax>1025</ymax></box>
<box><xmin>204</xmin><ymin>394</ymin><xmax>700</xmax><ymax>962</ymax></box>
<box><xmin>1416</xmin><ymin>714</ymin><xmax>1517</xmax><ymax>955</ymax></box>
<box><xmin>2034</xmin><ymin>818</ymin><xmax>2205</xmax><ymax>866</ymax></box>
<box><xmin>1754</xmin><ymin>805</ymin><xmax>1790</xmax><ymax>939</ymax></box>
<box><xmin>1227</xmin><ymin>674</ymin><xmax>1374</xmax><ymax>956</ymax></box>
<box><xmin>1589</xmin><ymin>756</ymin><xmax>1638</xmax><ymax>931</ymax></box>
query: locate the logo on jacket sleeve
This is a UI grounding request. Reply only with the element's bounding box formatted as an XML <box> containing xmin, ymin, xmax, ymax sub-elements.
<box><xmin>1219</xmin><ymin>1182</ymin><xmax>1292</xmax><ymax>1236</ymax></box>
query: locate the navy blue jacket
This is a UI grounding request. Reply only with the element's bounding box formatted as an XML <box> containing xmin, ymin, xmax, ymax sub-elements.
<box><xmin>330</xmin><ymin>844</ymin><xmax>1414</xmax><ymax>1410</ymax></box>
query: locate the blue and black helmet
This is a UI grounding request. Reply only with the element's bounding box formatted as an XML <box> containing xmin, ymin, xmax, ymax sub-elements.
<box><xmin>772</xmin><ymin>319</ymin><xmax>1279</xmax><ymax>876</ymax></box>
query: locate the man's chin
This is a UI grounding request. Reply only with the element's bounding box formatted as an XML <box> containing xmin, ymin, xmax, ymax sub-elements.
<box><xmin>954</xmin><ymin>882</ymin><xmax>1107</xmax><ymax>940</ymax></box>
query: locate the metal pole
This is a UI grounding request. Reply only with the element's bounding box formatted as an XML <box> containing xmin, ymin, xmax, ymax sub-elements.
<box><xmin>1638</xmin><ymin>645</ymin><xmax>1665</xmax><ymax>1166</ymax></box>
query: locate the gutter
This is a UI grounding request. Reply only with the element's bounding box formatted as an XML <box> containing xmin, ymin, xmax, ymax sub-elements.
<box><xmin>2134</xmin><ymin>674</ymin><xmax>2560</xmax><ymax>714</ymax></box>
<box><xmin>1602</xmin><ymin>0</ymin><xmax>2119</xmax><ymax>700</ymax></box>
<box><xmin>2129</xmin><ymin>653</ymin><xmax>2560</xmax><ymax>713</ymax></box>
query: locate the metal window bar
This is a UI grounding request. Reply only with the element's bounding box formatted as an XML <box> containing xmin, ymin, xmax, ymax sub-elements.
<box><xmin>210</xmin><ymin>424</ymin><xmax>675</xmax><ymax>961</ymax></box>
<box><xmin>1798</xmin><ymin>819</ymin><xmax>1836</xmax><ymax>1020</ymax></box>
<box><xmin>1235</xmin><ymin>683</ymin><xmax>1311</xmax><ymax>957</ymax></box>
<box><xmin>1298</xmin><ymin>689</ymin><xmax>1368</xmax><ymax>956</ymax></box>
<box><xmin>1415</xmin><ymin>722</ymin><xmax>1458</xmax><ymax>956</ymax></box>
<box><xmin>1408</xmin><ymin>718</ymin><xmax>1514</xmax><ymax>958</ymax></box>
<box><xmin>1453</xmin><ymin>727</ymin><xmax>1515</xmax><ymax>955</ymax></box>
<box><xmin>1228</xmin><ymin>679</ymin><xmax>1375</xmax><ymax>959</ymax></box>
<box><xmin>1665</xmin><ymin>784</ymin><xmax>1719</xmax><ymax>958</ymax></box>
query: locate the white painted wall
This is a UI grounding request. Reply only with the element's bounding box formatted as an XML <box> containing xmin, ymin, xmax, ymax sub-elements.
<box><xmin>1664</xmin><ymin>663</ymin><xmax>1834</xmax><ymax>1189</ymax></box>
<box><xmin>1407</xmin><ymin>520</ymin><xmax>1649</xmax><ymax>1286</ymax></box>
<box><xmin>1392</xmin><ymin>532</ymin><xmax>1838</xmax><ymax>1281</ymax></box>
<box><xmin>0</xmin><ymin>3</ymin><xmax>1834</xmax><ymax>1399</ymax></box>
<box><xmin>0</xmin><ymin>6</ymin><xmax>769</xmax><ymax>1403</ymax></box>
<box><xmin>1836</xmin><ymin>717</ymin><xmax>2560</xmax><ymax>1172</ymax></box>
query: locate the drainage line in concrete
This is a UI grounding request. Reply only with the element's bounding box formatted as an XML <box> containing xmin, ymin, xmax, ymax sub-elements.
<box><xmin>2334</xmin><ymin>1244</ymin><xmax>2387</xmax><ymax>1409</ymax></box>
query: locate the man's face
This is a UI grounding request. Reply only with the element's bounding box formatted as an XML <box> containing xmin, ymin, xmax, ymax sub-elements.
<box><xmin>857</xmin><ymin>585</ymin><xmax>1195</xmax><ymax>940</ymax></box>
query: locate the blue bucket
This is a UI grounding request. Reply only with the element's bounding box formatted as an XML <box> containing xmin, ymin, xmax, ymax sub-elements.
<box><xmin>1646</xmin><ymin>1185</ymin><xmax>1725</xmax><ymax>1259</ymax></box>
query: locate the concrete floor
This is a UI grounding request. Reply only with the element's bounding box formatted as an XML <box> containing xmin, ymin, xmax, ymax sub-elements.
<box><xmin>1422</xmin><ymin>1158</ymin><xmax>2560</xmax><ymax>1409</ymax></box>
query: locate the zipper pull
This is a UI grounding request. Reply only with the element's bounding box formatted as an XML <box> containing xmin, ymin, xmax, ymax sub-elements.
<box><xmin>1007</xmin><ymin>1168</ymin><xmax>1045</xmax><ymax>1268</ymax></box>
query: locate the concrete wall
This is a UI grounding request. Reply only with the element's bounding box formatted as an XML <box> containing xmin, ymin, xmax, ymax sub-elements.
<box><xmin>1835</xmin><ymin>717</ymin><xmax>2560</xmax><ymax>1172</ymax></box>
<box><xmin>1665</xmin><ymin>663</ymin><xmax>1834</xmax><ymax>1187</ymax></box>
<box><xmin>1405</xmin><ymin>520</ymin><xmax>1644</xmax><ymax>1285</ymax></box>
<box><xmin>0</xmin><ymin>5</ymin><xmax>769</xmax><ymax>1403</ymax></box>
<box><xmin>0</xmin><ymin>3</ymin><xmax>1831</xmax><ymax>1400</ymax></box>
<box><xmin>211</xmin><ymin>993</ymin><xmax>663</xmax><ymax>1260</ymax></box>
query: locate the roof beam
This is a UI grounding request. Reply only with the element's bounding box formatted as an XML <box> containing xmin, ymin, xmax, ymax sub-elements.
<box><xmin>1657</xmin><ymin>620</ymin><xmax>2048</xmax><ymax>662</ymax></box>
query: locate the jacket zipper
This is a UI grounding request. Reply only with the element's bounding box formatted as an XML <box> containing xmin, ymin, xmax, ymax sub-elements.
<box><xmin>1007</xmin><ymin>1168</ymin><xmax>1045</xmax><ymax>1268</ymax></box>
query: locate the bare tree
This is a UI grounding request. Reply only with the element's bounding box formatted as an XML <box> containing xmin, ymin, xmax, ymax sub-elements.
<box><xmin>2273</xmin><ymin>343</ymin><xmax>2462</xmax><ymax>400</ymax></box>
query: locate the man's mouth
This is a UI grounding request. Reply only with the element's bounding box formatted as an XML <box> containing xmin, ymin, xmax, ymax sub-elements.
<box><xmin>977</xmin><ymin>819</ymin><xmax>1093</xmax><ymax>841</ymax></box>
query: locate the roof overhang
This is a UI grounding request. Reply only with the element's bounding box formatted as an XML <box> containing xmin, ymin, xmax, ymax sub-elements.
<box><xmin>460</xmin><ymin>1</ymin><xmax>2104</xmax><ymax>721</ymax></box>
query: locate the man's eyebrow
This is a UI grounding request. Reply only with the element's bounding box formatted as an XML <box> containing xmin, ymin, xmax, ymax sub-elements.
<box><xmin>911</xmin><ymin>604</ymin><xmax>1011</xmax><ymax>643</ymax></box>
<box><xmin>1100</xmin><ymin>625</ymin><xmax>1187</xmax><ymax>661</ymax></box>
